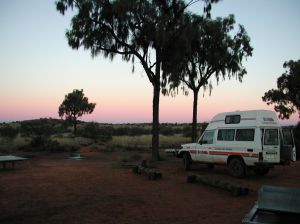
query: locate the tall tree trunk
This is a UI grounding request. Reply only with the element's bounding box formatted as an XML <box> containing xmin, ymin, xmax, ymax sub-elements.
<box><xmin>152</xmin><ymin>57</ymin><xmax>161</xmax><ymax>161</ymax></box>
<box><xmin>73</xmin><ymin>115</ymin><xmax>77</xmax><ymax>135</ymax></box>
<box><xmin>192</xmin><ymin>89</ymin><xmax>199</xmax><ymax>142</ymax></box>
<box><xmin>152</xmin><ymin>83</ymin><xmax>160</xmax><ymax>161</ymax></box>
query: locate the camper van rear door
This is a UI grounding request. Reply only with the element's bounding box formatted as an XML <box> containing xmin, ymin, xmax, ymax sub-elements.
<box><xmin>263</xmin><ymin>128</ymin><xmax>280</xmax><ymax>163</ymax></box>
<box><xmin>282</xmin><ymin>128</ymin><xmax>296</xmax><ymax>162</ymax></box>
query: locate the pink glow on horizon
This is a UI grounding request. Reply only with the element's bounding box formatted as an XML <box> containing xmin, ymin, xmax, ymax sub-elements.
<box><xmin>1</xmin><ymin>105</ymin><xmax>298</xmax><ymax>125</ymax></box>
<box><xmin>0</xmin><ymin>90</ymin><xmax>298</xmax><ymax>125</ymax></box>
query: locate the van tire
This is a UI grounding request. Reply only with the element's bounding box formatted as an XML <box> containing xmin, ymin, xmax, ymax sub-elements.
<box><xmin>183</xmin><ymin>153</ymin><xmax>192</xmax><ymax>171</ymax></box>
<box><xmin>228</xmin><ymin>157</ymin><xmax>245</xmax><ymax>178</ymax></box>
<box><xmin>254</xmin><ymin>167</ymin><xmax>270</xmax><ymax>176</ymax></box>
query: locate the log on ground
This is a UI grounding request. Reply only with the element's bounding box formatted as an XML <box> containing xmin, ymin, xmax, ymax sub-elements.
<box><xmin>187</xmin><ymin>175</ymin><xmax>249</xmax><ymax>196</ymax></box>
<box><xmin>132</xmin><ymin>165</ymin><xmax>162</xmax><ymax>180</ymax></box>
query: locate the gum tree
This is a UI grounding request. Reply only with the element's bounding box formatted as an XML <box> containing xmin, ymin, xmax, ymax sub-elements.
<box><xmin>55</xmin><ymin>0</ymin><xmax>216</xmax><ymax>160</ymax></box>
<box><xmin>59</xmin><ymin>89</ymin><xmax>96</xmax><ymax>134</ymax></box>
<box><xmin>164</xmin><ymin>14</ymin><xmax>253</xmax><ymax>142</ymax></box>
<box><xmin>263</xmin><ymin>60</ymin><xmax>300</xmax><ymax>119</ymax></box>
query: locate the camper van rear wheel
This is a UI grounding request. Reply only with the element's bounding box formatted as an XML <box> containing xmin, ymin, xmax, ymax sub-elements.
<box><xmin>183</xmin><ymin>153</ymin><xmax>192</xmax><ymax>171</ymax></box>
<box><xmin>228</xmin><ymin>157</ymin><xmax>245</xmax><ymax>178</ymax></box>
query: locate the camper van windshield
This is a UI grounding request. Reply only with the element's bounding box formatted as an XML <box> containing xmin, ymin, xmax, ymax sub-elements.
<box><xmin>199</xmin><ymin>131</ymin><xmax>214</xmax><ymax>144</ymax></box>
<box><xmin>264</xmin><ymin>129</ymin><xmax>279</xmax><ymax>145</ymax></box>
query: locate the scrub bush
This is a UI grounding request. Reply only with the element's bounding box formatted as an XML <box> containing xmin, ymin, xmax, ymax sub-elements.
<box><xmin>0</xmin><ymin>124</ymin><xmax>18</xmax><ymax>139</ymax></box>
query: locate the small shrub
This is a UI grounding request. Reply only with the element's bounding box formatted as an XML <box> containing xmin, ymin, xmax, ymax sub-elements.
<box><xmin>98</xmin><ymin>134</ymin><xmax>112</xmax><ymax>142</ymax></box>
<box><xmin>24</xmin><ymin>137</ymin><xmax>66</xmax><ymax>152</ymax></box>
<box><xmin>182</xmin><ymin>125</ymin><xmax>192</xmax><ymax>137</ymax></box>
<box><xmin>67</xmin><ymin>145</ymin><xmax>80</xmax><ymax>153</ymax></box>
<box><xmin>0</xmin><ymin>124</ymin><xmax>18</xmax><ymax>139</ymax></box>
<box><xmin>30</xmin><ymin>136</ymin><xmax>46</xmax><ymax>147</ymax></box>
<box><xmin>112</xmin><ymin>126</ymin><xmax>151</xmax><ymax>136</ymax></box>
<box><xmin>81</xmin><ymin>122</ymin><xmax>112</xmax><ymax>143</ymax></box>
<box><xmin>160</xmin><ymin>125</ymin><xmax>175</xmax><ymax>136</ymax></box>
<box><xmin>44</xmin><ymin>139</ymin><xmax>66</xmax><ymax>152</ymax></box>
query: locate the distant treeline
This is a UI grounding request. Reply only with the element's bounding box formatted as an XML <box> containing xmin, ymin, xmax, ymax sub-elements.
<box><xmin>91</xmin><ymin>123</ymin><xmax>208</xmax><ymax>137</ymax></box>
<box><xmin>0</xmin><ymin>118</ymin><xmax>208</xmax><ymax>153</ymax></box>
<box><xmin>1</xmin><ymin>118</ymin><xmax>299</xmax><ymax>153</ymax></box>
<box><xmin>2</xmin><ymin>119</ymin><xmax>300</xmax><ymax>139</ymax></box>
<box><xmin>0</xmin><ymin>119</ymin><xmax>209</xmax><ymax>138</ymax></box>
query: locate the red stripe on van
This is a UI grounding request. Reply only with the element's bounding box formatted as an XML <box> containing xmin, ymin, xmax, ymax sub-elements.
<box><xmin>209</xmin><ymin>151</ymin><xmax>258</xmax><ymax>158</ymax></box>
<box><xmin>189</xmin><ymin>150</ymin><xmax>209</xmax><ymax>154</ymax></box>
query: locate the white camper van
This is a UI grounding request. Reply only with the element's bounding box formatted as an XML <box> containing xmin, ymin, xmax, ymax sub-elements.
<box><xmin>177</xmin><ymin>110</ymin><xmax>296</xmax><ymax>178</ymax></box>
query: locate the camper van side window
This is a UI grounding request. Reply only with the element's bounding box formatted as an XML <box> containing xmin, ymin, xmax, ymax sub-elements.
<box><xmin>235</xmin><ymin>129</ymin><xmax>255</xmax><ymax>141</ymax></box>
<box><xmin>225</xmin><ymin>115</ymin><xmax>240</xmax><ymax>124</ymax></box>
<box><xmin>217</xmin><ymin>129</ymin><xmax>235</xmax><ymax>141</ymax></box>
<box><xmin>264</xmin><ymin>129</ymin><xmax>279</xmax><ymax>145</ymax></box>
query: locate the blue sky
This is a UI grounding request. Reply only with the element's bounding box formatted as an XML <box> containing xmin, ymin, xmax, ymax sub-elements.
<box><xmin>0</xmin><ymin>0</ymin><xmax>299</xmax><ymax>124</ymax></box>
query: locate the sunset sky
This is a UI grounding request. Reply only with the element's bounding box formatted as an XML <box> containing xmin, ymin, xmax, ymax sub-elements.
<box><xmin>0</xmin><ymin>0</ymin><xmax>299</xmax><ymax>124</ymax></box>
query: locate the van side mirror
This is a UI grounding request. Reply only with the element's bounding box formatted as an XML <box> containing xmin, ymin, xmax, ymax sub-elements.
<box><xmin>199</xmin><ymin>140</ymin><xmax>207</xmax><ymax>145</ymax></box>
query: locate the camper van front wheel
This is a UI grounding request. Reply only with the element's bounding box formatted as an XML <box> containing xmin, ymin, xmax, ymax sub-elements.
<box><xmin>228</xmin><ymin>157</ymin><xmax>245</xmax><ymax>178</ymax></box>
<box><xmin>183</xmin><ymin>153</ymin><xmax>192</xmax><ymax>171</ymax></box>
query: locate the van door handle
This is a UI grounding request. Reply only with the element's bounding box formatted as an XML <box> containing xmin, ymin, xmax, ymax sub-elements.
<box><xmin>247</xmin><ymin>149</ymin><xmax>253</xmax><ymax>152</ymax></box>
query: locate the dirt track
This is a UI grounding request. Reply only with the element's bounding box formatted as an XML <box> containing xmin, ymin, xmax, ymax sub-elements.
<box><xmin>1</xmin><ymin>150</ymin><xmax>300</xmax><ymax>224</ymax></box>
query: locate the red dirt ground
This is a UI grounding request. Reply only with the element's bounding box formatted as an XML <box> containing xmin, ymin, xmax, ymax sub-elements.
<box><xmin>1</xmin><ymin>150</ymin><xmax>300</xmax><ymax>224</ymax></box>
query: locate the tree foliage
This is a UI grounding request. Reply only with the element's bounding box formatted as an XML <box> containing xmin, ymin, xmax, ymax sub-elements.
<box><xmin>58</xmin><ymin>89</ymin><xmax>96</xmax><ymax>134</ymax></box>
<box><xmin>262</xmin><ymin>60</ymin><xmax>300</xmax><ymax>119</ymax></box>
<box><xmin>164</xmin><ymin>14</ymin><xmax>253</xmax><ymax>141</ymax></box>
<box><xmin>55</xmin><ymin>0</ymin><xmax>218</xmax><ymax>160</ymax></box>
